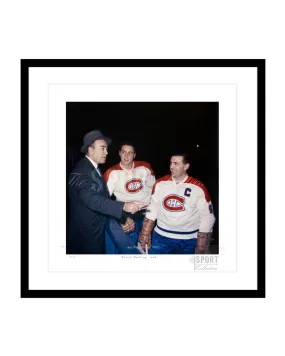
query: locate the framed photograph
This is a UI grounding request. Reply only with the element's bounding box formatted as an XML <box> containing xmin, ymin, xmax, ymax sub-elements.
<box><xmin>21</xmin><ymin>59</ymin><xmax>265</xmax><ymax>297</ymax></box>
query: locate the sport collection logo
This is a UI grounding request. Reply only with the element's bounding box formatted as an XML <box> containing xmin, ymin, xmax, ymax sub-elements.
<box><xmin>163</xmin><ymin>194</ymin><xmax>185</xmax><ymax>211</ymax></box>
<box><xmin>125</xmin><ymin>178</ymin><xmax>143</xmax><ymax>193</ymax></box>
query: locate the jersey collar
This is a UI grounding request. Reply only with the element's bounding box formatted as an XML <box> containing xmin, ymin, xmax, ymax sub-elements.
<box><xmin>119</xmin><ymin>161</ymin><xmax>134</xmax><ymax>172</ymax></box>
<box><xmin>172</xmin><ymin>174</ymin><xmax>188</xmax><ymax>184</ymax></box>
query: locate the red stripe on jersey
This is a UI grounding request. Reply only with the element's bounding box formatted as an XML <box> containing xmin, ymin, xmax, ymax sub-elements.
<box><xmin>103</xmin><ymin>163</ymin><xmax>122</xmax><ymax>182</ymax></box>
<box><xmin>134</xmin><ymin>161</ymin><xmax>155</xmax><ymax>175</ymax></box>
<box><xmin>186</xmin><ymin>176</ymin><xmax>211</xmax><ymax>202</ymax></box>
<box><xmin>152</xmin><ymin>175</ymin><xmax>172</xmax><ymax>194</ymax></box>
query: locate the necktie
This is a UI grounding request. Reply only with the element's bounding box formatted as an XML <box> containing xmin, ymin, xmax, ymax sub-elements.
<box><xmin>97</xmin><ymin>167</ymin><xmax>110</xmax><ymax>196</ymax></box>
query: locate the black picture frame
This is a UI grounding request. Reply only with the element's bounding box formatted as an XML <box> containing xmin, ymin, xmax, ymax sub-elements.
<box><xmin>21</xmin><ymin>59</ymin><xmax>265</xmax><ymax>298</ymax></box>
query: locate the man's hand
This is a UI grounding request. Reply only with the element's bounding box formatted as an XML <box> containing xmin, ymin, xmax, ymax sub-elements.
<box><xmin>139</xmin><ymin>230</ymin><xmax>151</xmax><ymax>250</ymax></box>
<box><xmin>195</xmin><ymin>232</ymin><xmax>212</xmax><ymax>254</ymax></box>
<box><xmin>121</xmin><ymin>217</ymin><xmax>135</xmax><ymax>234</ymax></box>
<box><xmin>123</xmin><ymin>201</ymin><xmax>147</xmax><ymax>214</ymax></box>
<box><xmin>132</xmin><ymin>201</ymin><xmax>148</xmax><ymax>210</ymax></box>
<box><xmin>123</xmin><ymin>202</ymin><xmax>140</xmax><ymax>214</ymax></box>
<box><xmin>139</xmin><ymin>218</ymin><xmax>155</xmax><ymax>251</ymax></box>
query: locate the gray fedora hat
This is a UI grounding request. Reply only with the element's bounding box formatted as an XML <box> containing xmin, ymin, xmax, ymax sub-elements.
<box><xmin>80</xmin><ymin>130</ymin><xmax>112</xmax><ymax>153</ymax></box>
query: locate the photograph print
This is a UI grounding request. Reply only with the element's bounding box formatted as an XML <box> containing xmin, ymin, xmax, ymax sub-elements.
<box><xmin>66</xmin><ymin>101</ymin><xmax>219</xmax><ymax>256</ymax></box>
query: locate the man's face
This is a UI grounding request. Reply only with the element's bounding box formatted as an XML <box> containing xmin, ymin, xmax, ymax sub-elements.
<box><xmin>89</xmin><ymin>139</ymin><xmax>108</xmax><ymax>164</ymax></box>
<box><xmin>119</xmin><ymin>145</ymin><xmax>136</xmax><ymax>166</ymax></box>
<box><xmin>170</xmin><ymin>156</ymin><xmax>189</xmax><ymax>179</ymax></box>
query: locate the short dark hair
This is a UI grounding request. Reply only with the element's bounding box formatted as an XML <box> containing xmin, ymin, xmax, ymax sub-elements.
<box><xmin>119</xmin><ymin>141</ymin><xmax>136</xmax><ymax>153</ymax></box>
<box><xmin>171</xmin><ymin>153</ymin><xmax>190</xmax><ymax>165</ymax></box>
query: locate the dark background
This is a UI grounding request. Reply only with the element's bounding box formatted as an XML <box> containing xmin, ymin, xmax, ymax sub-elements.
<box><xmin>66</xmin><ymin>102</ymin><xmax>219</xmax><ymax>253</ymax></box>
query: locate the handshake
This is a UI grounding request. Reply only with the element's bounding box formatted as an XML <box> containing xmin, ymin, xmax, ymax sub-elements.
<box><xmin>123</xmin><ymin>201</ymin><xmax>146</xmax><ymax>214</ymax></box>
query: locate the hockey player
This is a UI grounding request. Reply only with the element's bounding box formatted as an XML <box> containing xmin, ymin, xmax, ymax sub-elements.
<box><xmin>139</xmin><ymin>154</ymin><xmax>216</xmax><ymax>254</ymax></box>
<box><xmin>104</xmin><ymin>142</ymin><xmax>155</xmax><ymax>244</ymax></box>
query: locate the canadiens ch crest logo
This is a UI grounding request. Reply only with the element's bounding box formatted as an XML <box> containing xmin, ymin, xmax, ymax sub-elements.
<box><xmin>163</xmin><ymin>194</ymin><xmax>185</xmax><ymax>212</ymax></box>
<box><xmin>125</xmin><ymin>178</ymin><xmax>143</xmax><ymax>193</ymax></box>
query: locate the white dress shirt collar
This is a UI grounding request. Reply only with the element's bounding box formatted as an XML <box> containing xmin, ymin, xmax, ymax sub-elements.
<box><xmin>85</xmin><ymin>155</ymin><xmax>99</xmax><ymax>169</ymax></box>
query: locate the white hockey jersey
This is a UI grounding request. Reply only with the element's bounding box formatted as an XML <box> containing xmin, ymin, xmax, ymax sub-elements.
<box><xmin>146</xmin><ymin>175</ymin><xmax>215</xmax><ymax>239</ymax></box>
<box><xmin>104</xmin><ymin>161</ymin><xmax>155</xmax><ymax>206</ymax></box>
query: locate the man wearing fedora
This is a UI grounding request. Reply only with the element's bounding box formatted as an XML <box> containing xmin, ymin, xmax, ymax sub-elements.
<box><xmin>67</xmin><ymin>130</ymin><xmax>142</xmax><ymax>254</ymax></box>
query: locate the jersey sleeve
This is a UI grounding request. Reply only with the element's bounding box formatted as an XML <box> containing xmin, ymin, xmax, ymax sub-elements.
<box><xmin>145</xmin><ymin>181</ymin><xmax>160</xmax><ymax>222</ymax></box>
<box><xmin>145</xmin><ymin>165</ymin><xmax>155</xmax><ymax>189</ymax></box>
<box><xmin>196</xmin><ymin>187</ymin><xmax>216</xmax><ymax>232</ymax></box>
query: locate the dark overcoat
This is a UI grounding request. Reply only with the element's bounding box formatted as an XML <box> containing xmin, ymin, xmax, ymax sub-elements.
<box><xmin>67</xmin><ymin>157</ymin><xmax>125</xmax><ymax>254</ymax></box>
